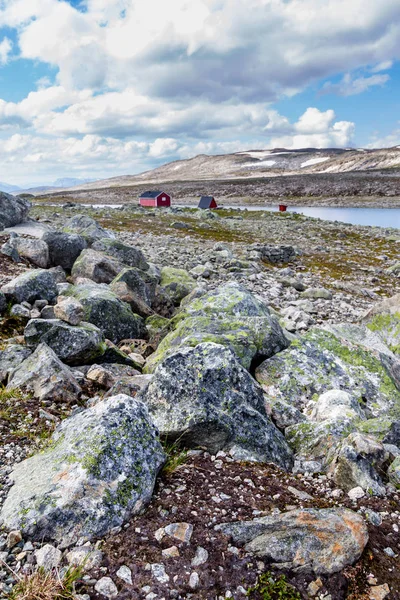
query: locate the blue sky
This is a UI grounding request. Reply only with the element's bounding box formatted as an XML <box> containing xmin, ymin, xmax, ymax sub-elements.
<box><xmin>0</xmin><ymin>0</ymin><xmax>399</xmax><ymax>186</ymax></box>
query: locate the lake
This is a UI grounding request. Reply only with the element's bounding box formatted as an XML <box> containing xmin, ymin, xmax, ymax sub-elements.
<box><xmin>221</xmin><ymin>205</ymin><xmax>400</xmax><ymax>229</ymax></box>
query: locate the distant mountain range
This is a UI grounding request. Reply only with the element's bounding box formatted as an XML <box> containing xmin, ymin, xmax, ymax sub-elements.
<box><xmin>0</xmin><ymin>182</ymin><xmax>21</xmax><ymax>193</ymax></box>
<box><xmin>2</xmin><ymin>147</ymin><xmax>400</xmax><ymax>197</ymax></box>
<box><xmin>55</xmin><ymin>146</ymin><xmax>400</xmax><ymax>193</ymax></box>
<box><xmin>0</xmin><ymin>177</ymin><xmax>96</xmax><ymax>195</ymax></box>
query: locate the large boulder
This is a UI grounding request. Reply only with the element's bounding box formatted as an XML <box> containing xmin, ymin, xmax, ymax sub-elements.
<box><xmin>0</xmin><ymin>192</ymin><xmax>30</xmax><ymax>227</ymax></box>
<box><xmin>42</xmin><ymin>231</ymin><xmax>87</xmax><ymax>271</ymax></box>
<box><xmin>3</xmin><ymin>236</ymin><xmax>49</xmax><ymax>268</ymax></box>
<box><xmin>219</xmin><ymin>508</ymin><xmax>368</xmax><ymax>575</ymax></box>
<box><xmin>0</xmin><ymin>345</ymin><xmax>32</xmax><ymax>383</ymax></box>
<box><xmin>71</xmin><ymin>249</ymin><xmax>124</xmax><ymax>284</ymax></box>
<box><xmin>110</xmin><ymin>267</ymin><xmax>157</xmax><ymax>307</ymax></box>
<box><xmin>159</xmin><ymin>267</ymin><xmax>196</xmax><ymax>305</ymax></box>
<box><xmin>1</xmin><ymin>269</ymin><xmax>58</xmax><ymax>305</ymax></box>
<box><xmin>330</xmin><ymin>432</ymin><xmax>387</xmax><ymax>496</ymax></box>
<box><xmin>24</xmin><ymin>319</ymin><xmax>106</xmax><ymax>366</ymax></box>
<box><xmin>140</xmin><ymin>343</ymin><xmax>293</xmax><ymax>469</ymax></box>
<box><xmin>255</xmin><ymin>327</ymin><xmax>400</xmax><ymax>421</ymax></box>
<box><xmin>65</xmin><ymin>283</ymin><xmax>146</xmax><ymax>344</ymax></box>
<box><xmin>8</xmin><ymin>343</ymin><xmax>81</xmax><ymax>403</ymax></box>
<box><xmin>145</xmin><ymin>283</ymin><xmax>289</xmax><ymax>373</ymax></box>
<box><xmin>0</xmin><ymin>394</ymin><xmax>165</xmax><ymax>545</ymax></box>
<box><xmin>62</xmin><ymin>214</ymin><xmax>114</xmax><ymax>243</ymax></box>
<box><xmin>92</xmin><ymin>239</ymin><xmax>149</xmax><ymax>272</ymax></box>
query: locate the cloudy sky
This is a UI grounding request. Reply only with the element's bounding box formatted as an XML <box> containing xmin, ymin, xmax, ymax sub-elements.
<box><xmin>0</xmin><ymin>0</ymin><xmax>399</xmax><ymax>185</ymax></box>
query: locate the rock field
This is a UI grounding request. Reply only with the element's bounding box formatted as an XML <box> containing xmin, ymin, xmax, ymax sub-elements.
<box><xmin>0</xmin><ymin>191</ymin><xmax>399</xmax><ymax>599</ymax></box>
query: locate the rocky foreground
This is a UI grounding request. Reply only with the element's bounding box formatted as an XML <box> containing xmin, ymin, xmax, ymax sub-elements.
<box><xmin>0</xmin><ymin>192</ymin><xmax>400</xmax><ymax>599</ymax></box>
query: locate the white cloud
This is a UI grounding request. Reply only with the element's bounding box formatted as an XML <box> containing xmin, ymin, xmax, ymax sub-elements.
<box><xmin>0</xmin><ymin>36</ymin><xmax>12</xmax><ymax>65</ymax></box>
<box><xmin>0</xmin><ymin>0</ymin><xmax>397</xmax><ymax>182</ymax></box>
<box><xmin>322</xmin><ymin>73</ymin><xmax>390</xmax><ymax>96</ymax></box>
<box><xmin>367</xmin><ymin>124</ymin><xmax>400</xmax><ymax>148</ymax></box>
<box><xmin>371</xmin><ymin>60</ymin><xmax>393</xmax><ymax>72</ymax></box>
<box><xmin>0</xmin><ymin>106</ymin><xmax>355</xmax><ymax>185</ymax></box>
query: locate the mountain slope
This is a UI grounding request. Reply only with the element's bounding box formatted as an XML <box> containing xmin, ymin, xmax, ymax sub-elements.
<box><xmin>61</xmin><ymin>147</ymin><xmax>400</xmax><ymax>193</ymax></box>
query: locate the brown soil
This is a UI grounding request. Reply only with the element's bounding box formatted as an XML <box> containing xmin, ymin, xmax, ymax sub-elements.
<box><xmin>83</xmin><ymin>454</ymin><xmax>400</xmax><ymax>600</ymax></box>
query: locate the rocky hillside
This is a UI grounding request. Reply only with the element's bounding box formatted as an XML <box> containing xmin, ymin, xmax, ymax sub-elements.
<box><xmin>58</xmin><ymin>147</ymin><xmax>400</xmax><ymax>193</ymax></box>
<box><xmin>0</xmin><ymin>196</ymin><xmax>399</xmax><ymax>599</ymax></box>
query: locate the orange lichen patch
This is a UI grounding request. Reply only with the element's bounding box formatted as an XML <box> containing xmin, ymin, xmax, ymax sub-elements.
<box><xmin>342</xmin><ymin>514</ymin><xmax>369</xmax><ymax>549</ymax></box>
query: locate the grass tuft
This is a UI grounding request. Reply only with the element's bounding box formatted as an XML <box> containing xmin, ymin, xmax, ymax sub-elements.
<box><xmin>8</xmin><ymin>566</ymin><xmax>83</xmax><ymax>600</ymax></box>
<box><xmin>162</xmin><ymin>436</ymin><xmax>189</xmax><ymax>476</ymax></box>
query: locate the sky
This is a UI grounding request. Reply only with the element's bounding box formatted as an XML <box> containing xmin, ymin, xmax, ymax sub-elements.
<box><xmin>0</xmin><ymin>0</ymin><xmax>399</xmax><ymax>186</ymax></box>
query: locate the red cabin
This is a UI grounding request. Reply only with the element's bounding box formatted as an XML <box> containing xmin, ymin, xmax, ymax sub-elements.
<box><xmin>198</xmin><ymin>195</ymin><xmax>218</xmax><ymax>209</ymax></box>
<box><xmin>139</xmin><ymin>190</ymin><xmax>171</xmax><ymax>207</ymax></box>
<box><xmin>279</xmin><ymin>204</ymin><xmax>287</xmax><ymax>212</ymax></box>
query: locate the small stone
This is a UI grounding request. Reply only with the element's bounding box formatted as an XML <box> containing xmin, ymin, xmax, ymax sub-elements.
<box><xmin>383</xmin><ymin>547</ymin><xmax>396</xmax><ymax>557</ymax></box>
<box><xmin>154</xmin><ymin>527</ymin><xmax>166</xmax><ymax>542</ymax></box>
<box><xmin>94</xmin><ymin>576</ymin><xmax>118</xmax><ymax>598</ymax></box>
<box><xmin>307</xmin><ymin>578</ymin><xmax>323</xmax><ymax>597</ymax></box>
<box><xmin>189</xmin><ymin>572</ymin><xmax>200</xmax><ymax>589</ymax></box>
<box><xmin>35</xmin><ymin>544</ymin><xmax>62</xmax><ymax>571</ymax></box>
<box><xmin>369</xmin><ymin>584</ymin><xmax>390</xmax><ymax>600</ymax></box>
<box><xmin>66</xmin><ymin>547</ymin><xmax>103</xmax><ymax>571</ymax></box>
<box><xmin>162</xmin><ymin>546</ymin><xmax>180</xmax><ymax>558</ymax></box>
<box><xmin>191</xmin><ymin>546</ymin><xmax>209</xmax><ymax>566</ymax></box>
<box><xmin>348</xmin><ymin>486</ymin><xmax>365</xmax><ymax>500</ymax></box>
<box><xmin>6</xmin><ymin>530</ymin><xmax>22</xmax><ymax>549</ymax></box>
<box><xmin>151</xmin><ymin>563</ymin><xmax>169</xmax><ymax>583</ymax></box>
<box><xmin>164</xmin><ymin>522</ymin><xmax>193</xmax><ymax>543</ymax></box>
<box><xmin>364</xmin><ymin>509</ymin><xmax>382</xmax><ymax>526</ymax></box>
<box><xmin>116</xmin><ymin>565</ymin><xmax>132</xmax><ymax>585</ymax></box>
<box><xmin>287</xmin><ymin>485</ymin><xmax>314</xmax><ymax>501</ymax></box>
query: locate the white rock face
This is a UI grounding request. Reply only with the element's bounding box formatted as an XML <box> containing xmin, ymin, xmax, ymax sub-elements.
<box><xmin>311</xmin><ymin>389</ymin><xmax>364</xmax><ymax>423</ymax></box>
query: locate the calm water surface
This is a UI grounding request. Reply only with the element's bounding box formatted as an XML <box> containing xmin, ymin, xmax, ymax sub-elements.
<box><xmin>222</xmin><ymin>206</ymin><xmax>400</xmax><ymax>229</ymax></box>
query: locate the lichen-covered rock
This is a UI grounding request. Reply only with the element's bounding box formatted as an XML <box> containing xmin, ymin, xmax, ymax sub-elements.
<box><xmin>65</xmin><ymin>283</ymin><xmax>146</xmax><ymax>344</ymax></box>
<box><xmin>256</xmin><ymin>327</ymin><xmax>400</xmax><ymax>420</ymax></box>
<box><xmin>110</xmin><ymin>274</ymin><xmax>154</xmax><ymax>318</ymax></box>
<box><xmin>310</xmin><ymin>389</ymin><xmax>365</xmax><ymax>423</ymax></box>
<box><xmin>71</xmin><ymin>249</ymin><xmax>124</xmax><ymax>284</ymax></box>
<box><xmin>145</xmin><ymin>283</ymin><xmax>288</xmax><ymax>373</ymax></box>
<box><xmin>0</xmin><ymin>394</ymin><xmax>165</xmax><ymax>545</ymax></box>
<box><xmin>285</xmin><ymin>419</ymin><xmax>356</xmax><ymax>474</ymax></box>
<box><xmin>24</xmin><ymin>319</ymin><xmax>106</xmax><ymax>365</ymax></box>
<box><xmin>42</xmin><ymin>231</ymin><xmax>87</xmax><ymax>270</ymax></box>
<box><xmin>10</xmin><ymin>237</ymin><xmax>49</xmax><ymax>268</ymax></box>
<box><xmin>0</xmin><ymin>192</ymin><xmax>30</xmax><ymax>227</ymax></box>
<box><xmin>54</xmin><ymin>296</ymin><xmax>84</xmax><ymax>325</ymax></box>
<box><xmin>219</xmin><ymin>508</ymin><xmax>368</xmax><ymax>575</ymax></box>
<box><xmin>0</xmin><ymin>344</ymin><xmax>32</xmax><ymax>383</ymax></box>
<box><xmin>330</xmin><ymin>432</ymin><xmax>387</xmax><ymax>496</ymax></box>
<box><xmin>159</xmin><ymin>267</ymin><xmax>196</xmax><ymax>305</ymax></box>
<box><xmin>111</xmin><ymin>267</ymin><xmax>157</xmax><ymax>306</ymax></box>
<box><xmin>8</xmin><ymin>342</ymin><xmax>81</xmax><ymax>402</ymax></box>
<box><xmin>388</xmin><ymin>456</ymin><xmax>400</xmax><ymax>487</ymax></box>
<box><xmin>141</xmin><ymin>343</ymin><xmax>293</xmax><ymax>470</ymax></box>
<box><xmin>1</xmin><ymin>269</ymin><xmax>58</xmax><ymax>305</ymax></box>
<box><xmin>92</xmin><ymin>239</ymin><xmax>149</xmax><ymax>272</ymax></box>
<box><xmin>301</xmin><ymin>287</ymin><xmax>332</xmax><ymax>300</ymax></box>
<box><xmin>62</xmin><ymin>214</ymin><xmax>114</xmax><ymax>243</ymax></box>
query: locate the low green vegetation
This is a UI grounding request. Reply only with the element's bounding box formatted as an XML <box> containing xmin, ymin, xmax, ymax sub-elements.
<box><xmin>247</xmin><ymin>572</ymin><xmax>301</xmax><ymax>599</ymax></box>
<box><xmin>162</xmin><ymin>436</ymin><xmax>188</xmax><ymax>476</ymax></box>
